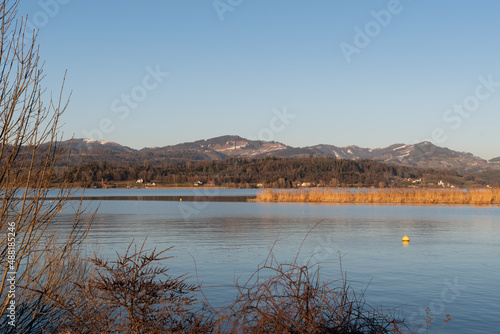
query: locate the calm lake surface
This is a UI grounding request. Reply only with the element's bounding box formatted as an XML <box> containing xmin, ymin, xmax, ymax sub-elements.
<box><xmin>51</xmin><ymin>189</ymin><xmax>500</xmax><ymax>333</ymax></box>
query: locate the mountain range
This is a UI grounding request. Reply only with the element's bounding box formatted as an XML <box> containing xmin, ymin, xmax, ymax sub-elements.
<box><xmin>61</xmin><ymin>135</ymin><xmax>500</xmax><ymax>173</ymax></box>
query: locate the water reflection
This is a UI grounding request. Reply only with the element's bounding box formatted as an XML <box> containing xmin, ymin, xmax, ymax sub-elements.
<box><xmin>49</xmin><ymin>194</ymin><xmax>500</xmax><ymax>334</ymax></box>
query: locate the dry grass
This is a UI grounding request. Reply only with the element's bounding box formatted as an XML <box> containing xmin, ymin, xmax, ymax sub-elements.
<box><xmin>255</xmin><ymin>188</ymin><xmax>500</xmax><ymax>205</ymax></box>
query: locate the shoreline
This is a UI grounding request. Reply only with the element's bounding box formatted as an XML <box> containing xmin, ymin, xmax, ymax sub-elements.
<box><xmin>50</xmin><ymin>185</ymin><xmax>495</xmax><ymax>190</ymax></box>
<box><xmin>60</xmin><ymin>187</ymin><xmax>266</xmax><ymax>190</ymax></box>
<box><xmin>39</xmin><ymin>187</ymin><xmax>500</xmax><ymax>206</ymax></box>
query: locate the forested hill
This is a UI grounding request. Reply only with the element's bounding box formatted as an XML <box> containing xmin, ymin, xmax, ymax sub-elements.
<box><xmin>61</xmin><ymin>157</ymin><xmax>499</xmax><ymax>189</ymax></box>
<box><xmin>50</xmin><ymin>136</ymin><xmax>500</xmax><ymax>173</ymax></box>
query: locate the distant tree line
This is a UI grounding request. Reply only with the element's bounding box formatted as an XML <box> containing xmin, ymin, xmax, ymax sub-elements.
<box><xmin>52</xmin><ymin>157</ymin><xmax>498</xmax><ymax>188</ymax></box>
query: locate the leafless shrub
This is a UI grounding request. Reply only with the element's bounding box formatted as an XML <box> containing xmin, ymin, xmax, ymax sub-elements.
<box><xmin>213</xmin><ymin>251</ymin><xmax>407</xmax><ymax>334</ymax></box>
<box><xmin>55</xmin><ymin>241</ymin><xmax>213</xmax><ymax>334</ymax></box>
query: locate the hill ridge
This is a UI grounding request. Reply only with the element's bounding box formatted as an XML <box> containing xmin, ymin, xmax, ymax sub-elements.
<box><xmin>57</xmin><ymin>136</ymin><xmax>499</xmax><ymax>173</ymax></box>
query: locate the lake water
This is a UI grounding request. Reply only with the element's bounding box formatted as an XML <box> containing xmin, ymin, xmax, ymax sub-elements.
<box><xmin>51</xmin><ymin>189</ymin><xmax>500</xmax><ymax>333</ymax></box>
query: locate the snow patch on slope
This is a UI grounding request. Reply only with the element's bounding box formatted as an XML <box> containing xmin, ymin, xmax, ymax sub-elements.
<box><xmin>84</xmin><ymin>139</ymin><xmax>113</xmax><ymax>145</ymax></box>
<box><xmin>393</xmin><ymin>145</ymin><xmax>407</xmax><ymax>151</ymax></box>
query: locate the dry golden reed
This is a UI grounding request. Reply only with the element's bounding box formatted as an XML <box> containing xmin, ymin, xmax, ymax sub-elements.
<box><xmin>256</xmin><ymin>188</ymin><xmax>500</xmax><ymax>205</ymax></box>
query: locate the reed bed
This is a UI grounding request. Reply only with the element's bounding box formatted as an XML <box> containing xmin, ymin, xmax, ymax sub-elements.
<box><xmin>256</xmin><ymin>188</ymin><xmax>500</xmax><ymax>205</ymax></box>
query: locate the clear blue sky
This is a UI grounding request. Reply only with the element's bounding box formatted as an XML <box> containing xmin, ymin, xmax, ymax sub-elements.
<box><xmin>17</xmin><ymin>0</ymin><xmax>500</xmax><ymax>159</ymax></box>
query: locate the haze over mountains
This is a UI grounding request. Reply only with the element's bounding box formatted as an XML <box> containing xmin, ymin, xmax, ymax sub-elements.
<box><xmin>64</xmin><ymin>135</ymin><xmax>500</xmax><ymax>173</ymax></box>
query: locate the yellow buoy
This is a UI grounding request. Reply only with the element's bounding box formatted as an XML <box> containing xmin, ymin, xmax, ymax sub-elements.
<box><xmin>402</xmin><ymin>235</ymin><xmax>410</xmax><ymax>242</ymax></box>
<box><xmin>179</xmin><ymin>198</ymin><xmax>182</xmax><ymax>202</ymax></box>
